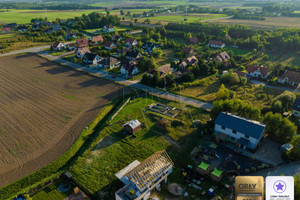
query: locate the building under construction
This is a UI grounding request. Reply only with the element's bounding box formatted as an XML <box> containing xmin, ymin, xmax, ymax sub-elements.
<box><xmin>115</xmin><ymin>150</ymin><xmax>174</xmax><ymax>200</ymax></box>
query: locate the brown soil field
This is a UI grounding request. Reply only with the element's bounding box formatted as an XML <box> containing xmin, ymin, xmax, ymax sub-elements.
<box><xmin>0</xmin><ymin>53</ymin><xmax>124</xmax><ymax>187</ymax></box>
<box><xmin>210</xmin><ymin>17</ymin><xmax>300</xmax><ymax>29</ymax></box>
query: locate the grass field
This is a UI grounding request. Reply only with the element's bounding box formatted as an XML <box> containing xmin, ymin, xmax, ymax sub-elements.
<box><xmin>0</xmin><ymin>9</ymin><xmax>106</xmax><ymax>24</ymax></box>
<box><xmin>0</xmin><ymin>34</ymin><xmax>15</xmax><ymax>39</ymax></box>
<box><xmin>84</xmin><ymin>25</ymin><xmax>128</xmax><ymax>33</ymax></box>
<box><xmin>32</xmin><ymin>181</ymin><xmax>74</xmax><ymax>200</ymax></box>
<box><xmin>211</xmin><ymin>16</ymin><xmax>300</xmax><ymax>29</ymax></box>
<box><xmin>68</xmin><ymin>96</ymin><xmax>212</xmax><ymax>199</ymax></box>
<box><xmin>148</xmin><ymin>13</ymin><xmax>227</xmax><ymax>23</ymax></box>
<box><xmin>0</xmin><ymin>53</ymin><xmax>123</xmax><ymax>188</ymax></box>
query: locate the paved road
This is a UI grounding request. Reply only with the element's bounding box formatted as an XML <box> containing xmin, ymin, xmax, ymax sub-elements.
<box><xmin>250</xmin><ymin>161</ymin><xmax>300</xmax><ymax>178</ymax></box>
<box><xmin>250</xmin><ymin>80</ymin><xmax>300</xmax><ymax>93</ymax></box>
<box><xmin>38</xmin><ymin>52</ymin><xmax>212</xmax><ymax>109</ymax></box>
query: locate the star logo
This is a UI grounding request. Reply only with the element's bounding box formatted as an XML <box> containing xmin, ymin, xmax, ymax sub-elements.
<box><xmin>273</xmin><ymin>180</ymin><xmax>286</xmax><ymax>193</ymax></box>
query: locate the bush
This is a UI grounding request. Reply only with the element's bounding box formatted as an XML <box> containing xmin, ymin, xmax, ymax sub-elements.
<box><xmin>245</xmin><ymin>168</ymin><xmax>250</xmax><ymax>173</ymax></box>
<box><xmin>220</xmin><ymin>71</ymin><xmax>240</xmax><ymax>85</ymax></box>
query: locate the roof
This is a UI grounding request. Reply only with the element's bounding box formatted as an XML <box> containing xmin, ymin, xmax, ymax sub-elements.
<box><xmin>103</xmin><ymin>41</ymin><xmax>114</xmax><ymax>48</ymax></box>
<box><xmin>76</xmin><ymin>38</ymin><xmax>88</xmax><ymax>48</ymax></box>
<box><xmin>189</xmin><ymin>37</ymin><xmax>198</xmax><ymax>44</ymax></box>
<box><xmin>239</xmin><ymin>138</ymin><xmax>250</xmax><ymax>146</ymax></box>
<box><xmin>125</xmin><ymin>38</ymin><xmax>137</xmax><ymax>45</ymax></box>
<box><xmin>1</xmin><ymin>27</ymin><xmax>11</xmax><ymax>32</ymax></box>
<box><xmin>125</xmin><ymin>50</ymin><xmax>140</xmax><ymax>58</ymax></box>
<box><xmin>234</xmin><ymin>70</ymin><xmax>246</xmax><ymax>77</ymax></box>
<box><xmin>292</xmin><ymin>97</ymin><xmax>300</xmax><ymax>111</ymax></box>
<box><xmin>215</xmin><ymin>112</ymin><xmax>266</xmax><ymax>139</ymax></box>
<box><xmin>182</xmin><ymin>47</ymin><xmax>194</xmax><ymax>54</ymax></box>
<box><xmin>52</xmin><ymin>41</ymin><xmax>62</xmax><ymax>48</ymax></box>
<box><xmin>112</xmin><ymin>35</ymin><xmax>122</xmax><ymax>40</ymax></box>
<box><xmin>91</xmin><ymin>35</ymin><xmax>103</xmax><ymax>42</ymax></box>
<box><xmin>115</xmin><ymin>160</ymin><xmax>141</xmax><ymax>180</ymax></box>
<box><xmin>104</xmin><ymin>24</ymin><xmax>114</xmax><ymax>29</ymax></box>
<box><xmin>99</xmin><ymin>57</ymin><xmax>120</xmax><ymax>66</ymax></box>
<box><xmin>278</xmin><ymin>70</ymin><xmax>300</xmax><ymax>84</ymax></box>
<box><xmin>121</xmin><ymin>61</ymin><xmax>137</xmax><ymax>74</ymax></box>
<box><xmin>124</xmin><ymin>150</ymin><xmax>173</xmax><ymax>192</ymax></box>
<box><xmin>18</xmin><ymin>25</ymin><xmax>27</xmax><ymax>29</ymax></box>
<box><xmin>142</xmin><ymin>42</ymin><xmax>156</xmax><ymax>49</ymax></box>
<box><xmin>123</xmin><ymin>119</ymin><xmax>141</xmax><ymax>129</ymax></box>
<box><xmin>247</xmin><ymin>65</ymin><xmax>269</xmax><ymax>76</ymax></box>
<box><xmin>198</xmin><ymin>161</ymin><xmax>210</xmax><ymax>170</ymax></box>
<box><xmin>75</xmin><ymin>47</ymin><xmax>91</xmax><ymax>55</ymax></box>
<box><xmin>158</xmin><ymin>64</ymin><xmax>172</xmax><ymax>74</ymax></box>
<box><xmin>83</xmin><ymin>53</ymin><xmax>98</xmax><ymax>61</ymax></box>
<box><xmin>215</xmin><ymin>52</ymin><xmax>230</xmax><ymax>62</ymax></box>
<box><xmin>211</xmin><ymin>168</ymin><xmax>223</xmax><ymax>177</ymax></box>
<box><xmin>208</xmin><ymin>40</ymin><xmax>224</xmax><ymax>47</ymax></box>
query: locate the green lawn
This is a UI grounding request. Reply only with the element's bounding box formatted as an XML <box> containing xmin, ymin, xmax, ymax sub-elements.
<box><xmin>0</xmin><ymin>34</ymin><xmax>15</xmax><ymax>39</ymax></box>
<box><xmin>85</xmin><ymin>26</ymin><xmax>128</xmax><ymax>33</ymax></box>
<box><xmin>222</xmin><ymin>46</ymin><xmax>250</xmax><ymax>56</ymax></box>
<box><xmin>31</xmin><ymin>181</ymin><xmax>74</xmax><ymax>200</ymax></box>
<box><xmin>149</xmin><ymin>13</ymin><xmax>227</xmax><ymax>23</ymax></box>
<box><xmin>68</xmin><ymin>95</ymin><xmax>211</xmax><ymax>199</ymax></box>
<box><xmin>0</xmin><ymin>9</ymin><xmax>106</xmax><ymax>24</ymax></box>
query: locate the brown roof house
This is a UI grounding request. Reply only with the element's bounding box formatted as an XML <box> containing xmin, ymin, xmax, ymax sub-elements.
<box><xmin>182</xmin><ymin>47</ymin><xmax>195</xmax><ymax>56</ymax></box>
<box><xmin>189</xmin><ymin>37</ymin><xmax>199</xmax><ymax>44</ymax></box>
<box><xmin>1</xmin><ymin>27</ymin><xmax>11</xmax><ymax>34</ymax></box>
<box><xmin>103</xmin><ymin>24</ymin><xmax>114</xmax><ymax>32</ymax></box>
<box><xmin>76</xmin><ymin>38</ymin><xmax>88</xmax><ymax>48</ymax></box>
<box><xmin>123</xmin><ymin>119</ymin><xmax>142</xmax><ymax>134</ymax></box>
<box><xmin>246</xmin><ymin>65</ymin><xmax>269</xmax><ymax>79</ymax></box>
<box><xmin>179</xmin><ymin>56</ymin><xmax>198</xmax><ymax>71</ymax></box>
<box><xmin>124</xmin><ymin>38</ymin><xmax>138</xmax><ymax>47</ymax></box>
<box><xmin>125</xmin><ymin>50</ymin><xmax>142</xmax><ymax>61</ymax></box>
<box><xmin>103</xmin><ymin>41</ymin><xmax>116</xmax><ymax>50</ymax></box>
<box><xmin>157</xmin><ymin>64</ymin><xmax>172</xmax><ymax>77</ymax></box>
<box><xmin>207</xmin><ymin>40</ymin><xmax>225</xmax><ymax>48</ymax></box>
<box><xmin>277</xmin><ymin>70</ymin><xmax>300</xmax><ymax>88</ymax></box>
<box><xmin>90</xmin><ymin>35</ymin><xmax>103</xmax><ymax>45</ymax></box>
<box><xmin>75</xmin><ymin>47</ymin><xmax>91</xmax><ymax>58</ymax></box>
<box><xmin>112</xmin><ymin>35</ymin><xmax>122</xmax><ymax>41</ymax></box>
<box><xmin>52</xmin><ymin>41</ymin><xmax>65</xmax><ymax>51</ymax></box>
<box><xmin>234</xmin><ymin>71</ymin><xmax>246</xmax><ymax>78</ymax></box>
<box><xmin>98</xmin><ymin>57</ymin><xmax>120</xmax><ymax>69</ymax></box>
<box><xmin>215</xmin><ymin>52</ymin><xmax>230</xmax><ymax>62</ymax></box>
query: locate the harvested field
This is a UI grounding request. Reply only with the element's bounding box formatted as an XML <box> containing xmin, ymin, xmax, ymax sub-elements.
<box><xmin>0</xmin><ymin>53</ymin><xmax>124</xmax><ymax>188</ymax></box>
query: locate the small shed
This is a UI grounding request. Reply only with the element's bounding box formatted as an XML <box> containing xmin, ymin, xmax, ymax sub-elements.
<box><xmin>196</xmin><ymin>161</ymin><xmax>210</xmax><ymax>175</ymax></box>
<box><xmin>280</xmin><ymin>143</ymin><xmax>293</xmax><ymax>152</ymax></box>
<box><xmin>210</xmin><ymin>168</ymin><xmax>223</xmax><ymax>182</ymax></box>
<box><xmin>123</xmin><ymin>119</ymin><xmax>142</xmax><ymax>134</ymax></box>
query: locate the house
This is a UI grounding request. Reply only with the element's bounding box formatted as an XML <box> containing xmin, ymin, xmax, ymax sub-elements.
<box><xmin>90</xmin><ymin>35</ymin><xmax>103</xmax><ymax>45</ymax></box>
<box><xmin>4</xmin><ymin>23</ymin><xmax>17</xmax><ymax>29</ymax></box>
<box><xmin>246</xmin><ymin>65</ymin><xmax>269</xmax><ymax>79</ymax></box>
<box><xmin>103</xmin><ymin>24</ymin><xmax>114</xmax><ymax>32</ymax></box>
<box><xmin>83</xmin><ymin>53</ymin><xmax>101</xmax><ymax>65</ymax></box>
<box><xmin>67</xmin><ymin>43</ymin><xmax>76</xmax><ymax>51</ymax></box>
<box><xmin>123</xmin><ymin>119</ymin><xmax>142</xmax><ymax>134</ymax></box>
<box><xmin>120</xmin><ymin>61</ymin><xmax>139</xmax><ymax>77</ymax></box>
<box><xmin>112</xmin><ymin>35</ymin><xmax>122</xmax><ymax>41</ymax></box>
<box><xmin>98</xmin><ymin>57</ymin><xmax>120</xmax><ymax>69</ymax></box>
<box><xmin>189</xmin><ymin>37</ymin><xmax>199</xmax><ymax>44</ymax></box>
<box><xmin>215</xmin><ymin>52</ymin><xmax>230</xmax><ymax>62</ymax></box>
<box><xmin>115</xmin><ymin>150</ymin><xmax>173</xmax><ymax>200</ymax></box>
<box><xmin>157</xmin><ymin>64</ymin><xmax>172</xmax><ymax>76</ymax></box>
<box><xmin>66</xmin><ymin>30</ymin><xmax>77</xmax><ymax>39</ymax></box>
<box><xmin>76</xmin><ymin>38</ymin><xmax>88</xmax><ymax>48</ymax></box>
<box><xmin>142</xmin><ymin>42</ymin><xmax>157</xmax><ymax>53</ymax></box>
<box><xmin>18</xmin><ymin>26</ymin><xmax>27</xmax><ymax>32</ymax></box>
<box><xmin>124</xmin><ymin>38</ymin><xmax>138</xmax><ymax>47</ymax></box>
<box><xmin>277</xmin><ymin>70</ymin><xmax>300</xmax><ymax>88</ymax></box>
<box><xmin>103</xmin><ymin>41</ymin><xmax>116</xmax><ymax>50</ymax></box>
<box><xmin>207</xmin><ymin>40</ymin><xmax>225</xmax><ymax>48</ymax></box>
<box><xmin>1</xmin><ymin>27</ymin><xmax>11</xmax><ymax>34</ymax></box>
<box><xmin>32</xmin><ymin>25</ymin><xmax>39</xmax><ymax>30</ymax></box>
<box><xmin>179</xmin><ymin>56</ymin><xmax>198</xmax><ymax>70</ymax></box>
<box><xmin>292</xmin><ymin>98</ymin><xmax>300</xmax><ymax>118</ymax></box>
<box><xmin>223</xmin><ymin>35</ymin><xmax>231</xmax><ymax>41</ymax></box>
<box><xmin>234</xmin><ymin>71</ymin><xmax>246</xmax><ymax>77</ymax></box>
<box><xmin>52</xmin><ymin>24</ymin><xmax>61</xmax><ymax>32</ymax></box>
<box><xmin>52</xmin><ymin>41</ymin><xmax>65</xmax><ymax>51</ymax></box>
<box><xmin>75</xmin><ymin>47</ymin><xmax>91</xmax><ymax>58</ymax></box>
<box><xmin>125</xmin><ymin>50</ymin><xmax>142</xmax><ymax>61</ymax></box>
<box><xmin>214</xmin><ymin>112</ymin><xmax>266</xmax><ymax>151</ymax></box>
<box><xmin>182</xmin><ymin>47</ymin><xmax>195</xmax><ymax>55</ymax></box>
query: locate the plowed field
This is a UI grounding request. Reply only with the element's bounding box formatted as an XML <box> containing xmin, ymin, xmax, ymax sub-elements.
<box><xmin>0</xmin><ymin>54</ymin><xmax>123</xmax><ymax>187</ymax></box>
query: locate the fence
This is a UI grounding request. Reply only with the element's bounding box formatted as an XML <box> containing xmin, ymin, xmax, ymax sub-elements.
<box><xmin>109</xmin><ymin>98</ymin><xmax>131</xmax><ymax>121</ymax></box>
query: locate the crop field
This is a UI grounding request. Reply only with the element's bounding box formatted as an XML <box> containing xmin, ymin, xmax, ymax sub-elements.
<box><xmin>0</xmin><ymin>9</ymin><xmax>107</xmax><ymax>24</ymax></box>
<box><xmin>0</xmin><ymin>34</ymin><xmax>15</xmax><ymax>39</ymax></box>
<box><xmin>148</xmin><ymin>13</ymin><xmax>227</xmax><ymax>23</ymax></box>
<box><xmin>211</xmin><ymin>17</ymin><xmax>300</xmax><ymax>29</ymax></box>
<box><xmin>0</xmin><ymin>53</ymin><xmax>123</xmax><ymax>188</ymax></box>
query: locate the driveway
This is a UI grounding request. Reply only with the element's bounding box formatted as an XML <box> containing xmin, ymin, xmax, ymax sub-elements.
<box><xmin>38</xmin><ymin>52</ymin><xmax>213</xmax><ymax>110</ymax></box>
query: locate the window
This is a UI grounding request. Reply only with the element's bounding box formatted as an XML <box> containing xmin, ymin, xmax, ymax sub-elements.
<box><xmin>245</xmin><ymin>135</ymin><xmax>249</xmax><ymax>139</ymax></box>
<box><xmin>231</xmin><ymin>137</ymin><xmax>236</xmax><ymax>141</ymax></box>
<box><xmin>221</xmin><ymin>126</ymin><xmax>225</xmax><ymax>130</ymax></box>
<box><xmin>232</xmin><ymin>130</ymin><xmax>237</xmax><ymax>134</ymax></box>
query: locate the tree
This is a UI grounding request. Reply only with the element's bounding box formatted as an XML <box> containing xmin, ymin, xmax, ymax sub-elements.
<box><xmin>138</xmin><ymin>57</ymin><xmax>156</xmax><ymax>72</ymax></box>
<box><xmin>120</xmin><ymin>10</ymin><xmax>124</xmax><ymax>15</ymax></box>
<box><xmin>272</xmin><ymin>91</ymin><xmax>296</xmax><ymax>112</ymax></box>
<box><xmin>152</xmin><ymin>49</ymin><xmax>163</xmax><ymax>58</ymax></box>
<box><xmin>134</xmin><ymin>18</ymin><xmax>138</xmax><ymax>23</ymax></box>
<box><xmin>220</xmin><ymin>71</ymin><xmax>240</xmax><ymax>85</ymax></box>
<box><xmin>271</xmin><ymin>100</ymin><xmax>282</xmax><ymax>113</ymax></box>
<box><xmin>216</xmin><ymin>84</ymin><xmax>230</xmax><ymax>100</ymax></box>
<box><xmin>240</xmin><ymin>77</ymin><xmax>247</xmax><ymax>85</ymax></box>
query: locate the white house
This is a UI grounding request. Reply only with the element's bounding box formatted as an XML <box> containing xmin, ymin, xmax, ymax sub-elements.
<box><xmin>124</xmin><ymin>38</ymin><xmax>138</xmax><ymax>47</ymax></box>
<box><xmin>83</xmin><ymin>53</ymin><xmax>101</xmax><ymax>65</ymax></box>
<box><xmin>277</xmin><ymin>70</ymin><xmax>300</xmax><ymax>88</ymax></box>
<box><xmin>52</xmin><ymin>41</ymin><xmax>65</xmax><ymax>51</ymax></box>
<box><xmin>246</xmin><ymin>65</ymin><xmax>269</xmax><ymax>79</ymax></box>
<box><xmin>115</xmin><ymin>151</ymin><xmax>173</xmax><ymax>200</ymax></box>
<box><xmin>120</xmin><ymin>61</ymin><xmax>139</xmax><ymax>77</ymax></box>
<box><xmin>214</xmin><ymin>112</ymin><xmax>266</xmax><ymax>151</ymax></box>
<box><xmin>207</xmin><ymin>40</ymin><xmax>225</xmax><ymax>48</ymax></box>
<box><xmin>103</xmin><ymin>24</ymin><xmax>114</xmax><ymax>32</ymax></box>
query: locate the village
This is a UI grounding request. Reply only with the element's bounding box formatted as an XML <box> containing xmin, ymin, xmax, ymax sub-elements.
<box><xmin>0</xmin><ymin>7</ymin><xmax>299</xmax><ymax>200</ymax></box>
